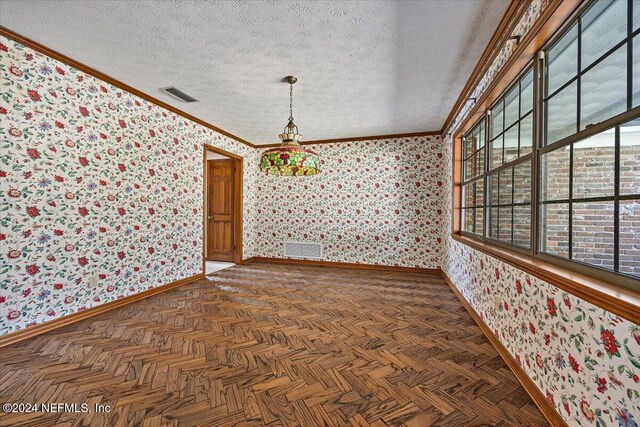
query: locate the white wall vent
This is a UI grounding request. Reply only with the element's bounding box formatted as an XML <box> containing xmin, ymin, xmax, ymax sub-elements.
<box><xmin>160</xmin><ymin>86</ymin><xmax>198</xmax><ymax>103</ymax></box>
<box><xmin>283</xmin><ymin>241</ymin><xmax>322</xmax><ymax>259</ymax></box>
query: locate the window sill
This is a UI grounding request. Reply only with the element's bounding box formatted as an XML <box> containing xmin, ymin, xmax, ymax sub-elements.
<box><xmin>450</xmin><ymin>233</ymin><xmax>640</xmax><ymax>324</ymax></box>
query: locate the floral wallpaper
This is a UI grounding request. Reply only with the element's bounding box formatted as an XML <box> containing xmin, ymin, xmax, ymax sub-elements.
<box><xmin>2</xmin><ymin>0</ymin><xmax>639</xmax><ymax>425</ymax></box>
<box><xmin>441</xmin><ymin>0</ymin><xmax>640</xmax><ymax>426</ymax></box>
<box><xmin>442</xmin><ymin>236</ymin><xmax>640</xmax><ymax>427</ymax></box>
<box><xmin>0</xmin><ymin>36</ymin><xmax>259</xmax><ymax>335</ymax></box>
<box><xmin>255</xmin><ymin>136</ymin><xmax>445</xmax><ymax>269</ymax></box>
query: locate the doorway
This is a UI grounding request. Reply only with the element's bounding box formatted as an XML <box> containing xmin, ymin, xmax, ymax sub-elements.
<box><xmin>203</xmin><ymin>144</ymin><xmax>243</xmax><ymax>273</ymax></box>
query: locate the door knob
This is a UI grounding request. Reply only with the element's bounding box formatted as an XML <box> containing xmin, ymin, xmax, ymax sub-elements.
<box><xmin>208</xmin><ymin>216</ymin><xmax>212</xmax><ymax>220</ymax></box>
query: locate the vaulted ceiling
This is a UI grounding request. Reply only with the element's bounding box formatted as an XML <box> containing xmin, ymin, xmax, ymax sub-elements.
<box><xmin>0</xmin><ymin>0</ymin><xmax>509</xmax><ymax>145</ymax></box>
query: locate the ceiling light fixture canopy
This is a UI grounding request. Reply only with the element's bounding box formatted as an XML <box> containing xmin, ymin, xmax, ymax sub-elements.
<box><xmin>260</xmin><ymin>76</ymin><xmax>320</xmax><ymax>176</ymax></box>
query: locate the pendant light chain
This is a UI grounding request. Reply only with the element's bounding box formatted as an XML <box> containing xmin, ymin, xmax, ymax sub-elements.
<box><xmin>259</xmin><ymin>75</ymin><xmax>320</xmax><ymax>176</ymax></box>
<box><xmin>289</xmin><ymin>82</ymin><xmax>294</xmax><ymax>122</ymax></box>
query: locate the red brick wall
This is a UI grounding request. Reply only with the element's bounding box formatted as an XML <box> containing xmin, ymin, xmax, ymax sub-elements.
<box><xmin>540</xmin><ymin>145</ymin><xmax>639</xmax><ymax>276</ymax></box>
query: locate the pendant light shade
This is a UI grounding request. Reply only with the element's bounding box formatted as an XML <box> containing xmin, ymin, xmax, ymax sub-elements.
<box><xmin>260</xmin><ymin>145</ymin><xmax>321</xmax><ymax>176</ymax></box>
<box><xmin>260</xmin><ymin>76</ymin><xmax>320</xmax><ymax>176</ymax></box>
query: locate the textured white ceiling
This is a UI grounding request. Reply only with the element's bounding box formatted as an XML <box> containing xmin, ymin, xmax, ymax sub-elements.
<box><xmin>0</xmin><ymin>0</ymin><xmax>509</xmax><ymax>145</ymax></box>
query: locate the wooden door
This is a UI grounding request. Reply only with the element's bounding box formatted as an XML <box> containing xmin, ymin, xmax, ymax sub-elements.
<box><xmin>207</xmin><ymin>159</ymin><xmax>235</xmax><ymax>262</ymax></box>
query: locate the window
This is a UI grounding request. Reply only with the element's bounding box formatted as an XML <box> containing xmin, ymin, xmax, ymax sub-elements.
<box><xmin>540</xmin><ymin>118</ymin><xmax>640</xmax><ymax>278</ymax></box>
<box><xmin>458</xmin><ymin>0</ymin><xmax>640</xmax><ymax>286</ymax></box>
<box><xmin>461</xmin><ymin>119</ymin><xmax>486</xmax><ymax>237</ymax></box>
<box><xmin>540</xmin><ymin>0</ymin><xmax>640</xmax><ymax>279</ymax></box>
<box><xmin>487</xmin><ymin>68</ymin><xmax>534</xmax><ymax>248</ymax></box>
<box><xmin>544</xmin><ymin>0</ymin><xmax>631</xmax><ymax>144</ymax></box>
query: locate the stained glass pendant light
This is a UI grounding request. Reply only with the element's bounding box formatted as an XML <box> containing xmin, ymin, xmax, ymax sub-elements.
<box><xmin>260</xmin><ymin>76</ymin><xmax>320</xmax><ymax>176</ymax></box>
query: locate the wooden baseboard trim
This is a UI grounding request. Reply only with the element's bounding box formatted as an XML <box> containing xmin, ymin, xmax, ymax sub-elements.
<box><xmin>244</xmin><ymin>257</ymin><xmax>440</xmax><ymax>274</ymax></box>
<box><xmin>439</xmin><ymin>270</ymin><xmax>568</xmax><ymax>427</ymax></box>
<box><xmin>0</xmin><ymin>273</ymin><xmax>205</xmax><ymax>348</ymax></box>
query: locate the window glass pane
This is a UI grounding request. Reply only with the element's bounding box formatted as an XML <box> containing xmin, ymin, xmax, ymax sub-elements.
<box><xmin>490</xmin><ymin>135</ymin><xmax>503</xmax><ymax>169</ymax></box>
<box><xmin>546</xmin><ymin>81</ymin><xmax>577</xmax><ymax>145</ymax></box>
<box><xmin>464</xmin><ymin>154</ymin><xmax>476</xmax><ymax>180</ymax></box>
<box><xmin>513</xmin><ymin>161</ymin><xmax>531</xmax><ymax>204</ymax></box>
<box><xmin>521</xmin><ymin>70</ymin><xmax>534</xmax><ymax>116</ymax></box>
<box><xmin>540</xmin><ymin>203</ymin><xmax>570</xmax><ymax>257</ymax></box>
<box><xmin>472</xmin><ymin>127</ymin><xmax>480</xmax><ymax>154</ymax></box>
<box><xmin>499</xmin><ymin>168</ymin><xmax>513</xmax><ymax>206</ymax></box>
<box><xmin>634</xmin><ymin>35</ymin><xmax>639</xmax><ymax>108</ymax></box>
<box><xmin>619</xmin><ymin>199</ymin><xmax>640</xmax><ymax>277</ymax></box>
<box><xmin>490</xmin><ymin>173</ymin><xmax>500</xmax><ymax>206</ymax></box>
<box><xmin>475</xmin><ymin>207</ymin><xmax>484</xmax><ymax>236</ymax></box>
<box><xmin>573</xmin><ymin>129</ymin><xmax>615</xmax><ymax>199</ymax></box>
<box><xmin>491</xmin><ymin>102</ymin><xmax>504</xmax><ymax>139</ymax></box>
<box><xmin>464</xmin><ymin>136</ymin><xmax>475</xmax><ymax>159</ymax></box>
<box><xmin>620</xmin><ymin>118</ymin><xmax>640</xmax><ymax>195</ymax></box>
<box><xmin>572</xmin><ymin>201</ymin><xmax>614</xmax><ymax>270</ymax></box>
<box><xmin>520</xmin><ymin>113</ymin><xmax>533</xmax><ymax>156</ymax></box>
<box><xmin>464</xmin><ymin>120</ymin><xmax>484</xmax><ymax>158</ymax></box>
<box><xmin>513</xmin><ymin>205</ymin><xmax>531</xmax><ymax>248</ymax></box>
<box><xmin>463</xmin><ymin>183</ymin><xmax>474</xmax><ymax>208</ymax></box>
<box><xmin>464</xmin><ymin>209</ymin><xmax>474</xmax><ymax>233</ymax></box>
<box><xmin>504</xmin><ymin>85</ymin><xmax>520</xmax><ymax>129</ymax></box>
<box><xmin>547</xmin><ymin>23</ymin><xmax>578</xmax><ymax>95</ymax></box>
<box><xmin>476</xmin><ymin>179</ymin><xmax>485</xmax><ymax>207</ymax></box>
<box><xmin>476</xmin><ymin>147</ymin><xmax>485</xmax><ymax>177</ymax></box>
<box><xmin>489</xmin><ymin>207</ymin><xmax>499</xmax><ymax>239</ymax></box>
<box><xmin>580</xmin><ymin>45</ymin><xmax>627</xmax><ymax>130</ymax></box>
<box><xmin>499</xmin><ymin>207</ymin><xmax>513</xmax><ymax>243</ymax></box>
<box><xmin>581</xmin><ymin>0</ymin><xmax>628</xmax><ymax>70</ymax></box>
<box><xmin>541</xmin><ymin>145</ymin><xmax>570</xmax><ymax>201</ymax></box>
<box><xmin>503</xmin><ymin>124</ymin><xmax>519</xmax><ymax>164</ymax></box>
<box><xmin>635</xmin><ymin>0</ymin><xmax>640</xmax><ymax>31</ymax></box>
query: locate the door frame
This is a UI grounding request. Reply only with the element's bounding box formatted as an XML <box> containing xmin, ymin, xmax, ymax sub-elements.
<box><xmin>202</xmin><ymin>144</ymin><xmax>243</xmax><ymax>273</ymax></box>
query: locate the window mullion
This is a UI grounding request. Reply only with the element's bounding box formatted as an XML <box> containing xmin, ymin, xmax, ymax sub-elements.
<box><xmin>533</xmin><ymin>51</ymin><xmax>545</xmax><ymax>257</ymax></box>
<box><xmin>568</xmin><ymin>16</ymin><xmax>581</xmax><ymax>262</ymax></box>
<box><xmin>576</xmin><ymin>15</ymin><xmax>582</xmax><ymax>139</ymax></box>
<box><xmin>511</xmin><ymin>167</ymin><xmax>515</xmax><ymax>245</ymax></box>
<box><xmin>484</xmin><ymin>112</ymin><xmax>491</xmax><ymax>240</ymax></box>
<box><xmin>568</xmin><ymin>144</ymin><xmax>573</xmax><ymax>261</ymax></box>
<box><xmin>459</xmin><ymin>135</ymin><xmax>464</xmax><ymax>234</ymax></box>
<box><xmin>614</xmin><ymin>125</ymin><xmax>620</xmax><ymax>272</ymax></box>
<box><xmin>628</xmin><ymin>0</ymin><xmax>633</xmax><ymax>111</ymax></box>
<box><xmin>515</xmin><ymin>77</ymin><xmax>521</xmax><ymax>247</ymax></box>
<box><xmin>472</xmin><ymin>178</ymin><xmax>477</xmax><ymax>235</ymax></box>
<box><xmin>501</xmin><ymin>100</ymin><xmax>506</xmax><ymax>167</ymax></box>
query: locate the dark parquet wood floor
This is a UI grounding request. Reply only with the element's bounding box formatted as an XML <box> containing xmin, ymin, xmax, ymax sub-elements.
<box><xmin>0</xmin><ymin>263</ymin><xmax>548</xmax><ymax>427</ymax></box>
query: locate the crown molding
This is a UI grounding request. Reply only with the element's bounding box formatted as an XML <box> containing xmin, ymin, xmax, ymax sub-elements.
<box><xmin>440</xmin><ymin>0</ymin><xmax>529</xmax><ymax>135</ymax></box>
<box><xmin>257</xmin><ymin>130</ymin><xmax>442</xmax><ymax>148</ymax></box>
